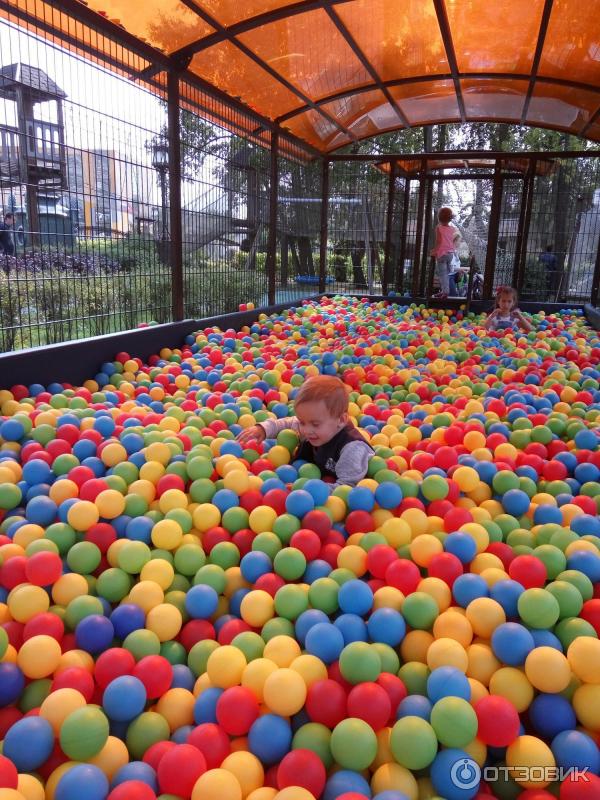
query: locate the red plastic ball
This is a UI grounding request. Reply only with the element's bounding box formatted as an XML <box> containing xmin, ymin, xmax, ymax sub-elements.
<box><xmin>23</xmin><ymin>611</ymin><xmax>64</xmax><ymax>642</ymax></box>
<box><xmin>559</xmin><ymin>773</ymin><xmax>600</xmax><ymax>799</ymax></box>
<box><xmin>94</xmin><ymin>647</ymin><xmax>136</xmax><ymax>689</ymax></box>
<box><xmin>178</xmin><ymin>620</ymin><xmax>216</xmax><ymax>652</ymax></box>
<box><xmin>508</xmin><ymin>555</ymin><xmax>547</xmax><ymax>589</ymax></box>
<box><xmin>580</xmin><ymin>599</ymin><xmax>600</xmax><ymax>636</ymax></box>
<box><xmin>346</xmin><ymin>682</ymin><xmax>391</xmax><ymax>731</ymax></box>
<box><xmin>157</xmin><ymin>743</ymin><xmax>207</xmax><ymax>798</ymax></box>
<box><xmin>0</xmin><ymin>754</ymin><xmax>18</xmax><ymax>789</ymax></box>
<box><xmin>51</xmin><ymin>666</ymin><xmax>95</xmax><ymax>701</ymax></box>
<box><xmin>277</xmin><ymin>749</ymin><xmax>327</xmax><ymax>798</ymax></box>
<box><xmin>133</xmin><ymin>655</ymin><xmax>173</xmax><ymax>699</ymax></box>
<box><xmin>305</xmin><ymin>679</ymin><xmax>347</xmax><ymax>728</ymax></box>
<box><xmin>142</xmin><ymin>740</ymin><xmax>177</xmax><ymax>771</ymax></box>
<box><xmin>345</xmin><ymin>510</ymin><xmax>374</xmax><ymax>535</ymax></box>
<box><xmin>216</xmin><ymin>686</ymin><xmax>260</xmax><ymax>736</ymax></box>
<box><xmin>187</xmin><ymin>723</ymin><xmax>231</xmax><ymax>769</ymax></box>
<box><xmin>290</xmin><ymin>529</ymin><xmax>322</xmax><ymax>561</ymax></box>
<box><xmin>302</xmin><ymin>510</ymin><xmax>332</xmax><ymax>539</ymax></box>
<box><xmin>385</xmin><ymin>559</ymin><xmax>421</xmax><ymax>594</ymax></box>
<box><xmin>366</xmin><ymin>545</ymin><xmax>398</xmax><ymax>579</ymax></box>
<box><xmin>474</xmin><ymin>695</ymin><xmax>520</xmax><ymax>747</ymax></box>
<box><xmin>25</xmin><ymin>551</ymin><xmax>63</xmax><ymax>586</ymax></box>
<box><xmin>427</xmin><ymin>552</ymin><xmax>464</xmax><ymax>586</ymax></box>
<box><xmin>107</xmin><ymin>781</ymin><xmax>156</xmax><ymax>800</ymax></box>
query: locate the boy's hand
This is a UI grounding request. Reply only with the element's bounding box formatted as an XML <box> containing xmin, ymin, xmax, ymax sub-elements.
<box><xmin>237</xmin><ymin>425</ymin><xmax>266</xmax><ymax>445</ymax></box>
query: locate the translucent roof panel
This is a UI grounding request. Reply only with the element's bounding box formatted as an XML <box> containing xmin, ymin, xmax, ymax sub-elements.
<box><xmin>86</xmin><ymin>0</ymin><xmax>214</xmax><ymax>52</ymax></box>
<box><xmin>4</xmin><ymin>0</ymin><xmax>600</xmax><ymax>154</ymax></box>
<box><xmin>447</xmin><ymin>0</ymin><xmax>545</xmax><ymax>74</ymax></box>
<box><xmin>334</xmin><ymin>0</ymin><xmax>449</xmax><ymax>81</ymax></box>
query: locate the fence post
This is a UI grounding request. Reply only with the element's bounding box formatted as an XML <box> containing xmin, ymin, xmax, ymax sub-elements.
<box><xmin>591</xmin><ymin>229</ymin><xmax>600</xmax><ymax>307</ymax></box>
<box><xmin>167</xmin><ymin>70</ymin><xmax>184</xmax><ymax>321</ymax></box>
<box><xmin>514</xmin><ymin>159</ymin><xmax>536</xmax><ymax>295</ymax></box>
<box><xmin>396</xmin><ymin>178</ymin><xmax>411</xmax><ymax>294</ymax></box>
<box><xmin>382</xmin><ymin>161</ymin><xmax>396</xmax><ymax>296</ymax></box>
<box><xmin>267</xmin><ymin>129</ymin><xmax>279</xmax><ymax>306</ymax></box>
<box><xmin>484</xmin><ymin>163</ymin><xmax>503</xmax><ymax>300</ymax></box>
<box><xmin>319</xmin><ymin>158</ymin><xmax>330</xmax><ymax>294</ymax></box>
<box><xmin>412</xmin><ymin>160</ymin><xmax>427</xmax><ymax>298</ymax></box>
<box><xmin>422</xmin><ymin>177</ymin><xmax>435</xmax><ymax>298</ymax></box>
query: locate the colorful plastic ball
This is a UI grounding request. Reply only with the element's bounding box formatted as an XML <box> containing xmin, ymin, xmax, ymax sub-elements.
<box><xmin>103</xmin><ymin>675</ymin><xmax>147</xmax><ymax>721</ymax></box>
<box><xmin>529</xmin><ymin>693</ymin><xmax>577</xmax><ymax>739</ymax></box>
<box><xmin>263</xmin><ymin>667</ymin><xmax>307</xmax><ymax>716</ymax></box>
<box><xmin>396</xmin><ymin>695</ymin><xmax>432</xmax><ymax>721</ymax></box>
<box><xmin>401</xmin><ymin>592</ymin><xmax>439</xmax><ymax>630</ymax></box>
<box><xmin>346</xmin><ymin>682</ymin><xmax>391</xmax><ymax>731</ymax></box>
<box><xmin>430</xmin><ymin>748</ymin><xmax>480</xmax><ymax>800</ymax></box>
<box><xmin>338</xmin><ymin>580</ymin><xmax>373</xmax><ymax>616</ymax></box>
<box><xmin>339</xmin><ymin>642</ymin><xmax>381</xmax><ymax>684</ymax></box>
<box><xmin>285</xmin><ymin>491</ymin><xmax>315</xmax><ymax>518</ymax></box>
<box><xmin>367</xmin><ymin>608</ymin><xmax>406</xmax><ymax>647</ymax></box>
<box><xmin>389</xmin><ymin>716</ymin><xmax>438</xmax><ymax>770</ymax></box>
<box><xmin>474</xmin><ymin>694</ymin><xmax>520</xmax><ymax>747</ymax></box>
<box><xmin>322</xmin><ymin>771</ymin><xmax>371</xmax><ymax>800</ymax></box>
<box><xmin>518</xmin><ymin>589</ymin><xmax>560</xmax><ymax>629</ymax></box>
<box><xmin>216</xmin><ymin>686</ymin><xmax>260</xmax><ymax>735</ymax></box>
<box><xmin>277</xmin><ymin>749</ymin><xmax>326</xmax><ymax>798</ymax></box>
<box><xmin>2</xmin><ymin>716</ymin><xmax>54</xmax><ymax>771</ymax></box>
<box><xmin>430</xmin><ymin>696</ymin><xmax>478</xmax><ymax>748</ymax></box>
<box><xmin>107</xmin><ymin>782</ymin><xmax>156</xmax><ymax>800</ymax></box>
<box><xmin>552</xmin><ymin>730</ymin><xmax>600</xmax><ymax>774</ymax></box>
<box><xmin>0</xmin><ymin>663</ymin><xmax>25</xmax><ymax>705</ymax></box>
<box><xmin>305</xmin><ymin>622</ymin><xmax>345</xmax><ymax>664</ymax></box>
<box><xmin>427</xmin><ymin>667</ymin><xmax>471</xmax><ymax>703</ymax></box>
<box><xmin>305</xmin><ymin>679</ymin><xmax>347</xmax><ymax>728</ymax></box>
<box><xmin>508</xmin><ymin>555</ymin><xmax>547</xmax><ymax>589</ymax></box>
<box><xmin>187</xmin><ymin>723</ymin><xmax>231</xmax><ymax>770</ymax></box>
<box><xmin>75</xmin><ymin>614</ymin><xmax>115</xmax><ymax>654</ymax></box>
<box><xmin>55</xmin><ymin>765</ymin><xmax>109</xmax><ymax>800</ymax></box>
<box><xmin>60</xmin><ymin>706</ymin><xmax>110</xmax><ymax>760</ymax></box>
<box><xmin>330</xmin><ymin>718</ymin><xmax>378</xmax><ymax>770</ymax></box>
<box><xmin>157</xmin><ymin>743</ymin><xmax>207</xmax><ymax>797</ymax></box>
<box><xmin>524</xmin><ymin>647</ymin><xmax>571</xmax><ymax>693</ymax></box>
<box><xmin>190</xmin><ymin>768</ymin><xmax>242</xmax><ymax>800</ymax></box>
<box><xmin>248</xmin><ymin>714</ymin><xmax>292</xmax><ymax>765</ymax></box>
<box><xmin>506</xmin><ymin>735</ymin><xmax>556</xmax><ymax>789</ymax></box>
<box><xmin>491</xmin><ymin>622</ymin><xmax>535</xmax><ymax>666</ymax></box>
<box><xmin>374</xmin><ymin>482</ymin><xmax>402</xmax><ymax>510</ymax></box>
<box><xmin>0</xmin><ymin>755</ymin><xmax>17</xmax><ymax>790</ymax></box>
<box><xmin>567</xmin><ymin>636</ymin><xmax>600</xmax><ymax>683</ymax></box>
<box><xmin>444</xmin><ymin>533</ymin><xmax>477</xmax><ymax>565</ymax></box>
<box><xmin>185</xmin><ymin>584</ymin><xmax>219</xmax><ymax>619</ymax></box>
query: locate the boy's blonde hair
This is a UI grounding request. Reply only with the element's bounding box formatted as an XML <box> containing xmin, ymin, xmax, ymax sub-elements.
<box><xmin>438</xmin><ymin>207</ymin><xmax>453</xmax><ymax>224</ymax></box>
<box><xmin>294</xmin><ymin>375</ymin><xmax>349</xmax><ymax>418</ymax></box>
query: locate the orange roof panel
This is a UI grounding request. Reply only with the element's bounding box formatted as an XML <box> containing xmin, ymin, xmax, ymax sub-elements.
<box><xmin>86</xmin><ymin>0</ymin><xmax>213</xmax><ymax>52</ymax></box>
<box><xmin>526</xmin><ymin>83</ymin><xmax>600</xmax><ymax>133</ymax></box>
<box><xmin>193</xmin><ymin>0</ymin><xmax>311</xmax><ymax>29</ymax></box>
<box><xmin>540</xmin><ymin>2</ymin><xmax>600</xmax><ymax>88</ymax></box>
<box><xmin>236</xmin><ymin>9</ymin><xmax>371</xmax><ymax>103</ymax></box>
<box><xmin>388</xmin><ymin>81</ymin><xmax>461</xmax><ymax>126</ymax></box>
<box><xmin>447</xmin><ymin>0</ymin><xmax>544</xmax><ymax>74</ymax></box>
<box><xmin>334</xmin><ymin>0</ymin><xmax>449</xmax><ymax>81</ymax></box>
<box><xmin>461</xmin><ymin>79</ymin><xmax>530</xmax><ymax>120</ymax></box>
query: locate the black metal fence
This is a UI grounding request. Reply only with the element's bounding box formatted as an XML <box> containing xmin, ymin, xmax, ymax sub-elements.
<box><xmin>2</xmin><ymin>8</ymin><xmax>600</xmax><ymax>353</ymax></box>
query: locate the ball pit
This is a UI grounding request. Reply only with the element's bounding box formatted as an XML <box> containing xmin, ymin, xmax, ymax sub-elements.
<box><xmin>0</xmin><ymin>296</ymin><xmax>600</xmax><ymax>799</ymax></box>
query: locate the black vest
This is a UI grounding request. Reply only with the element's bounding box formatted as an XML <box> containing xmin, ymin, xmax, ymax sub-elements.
<box><xmin>296</xmin><ymin>423</ymin><xmax>373</xmax><ymax>478</ymax></box>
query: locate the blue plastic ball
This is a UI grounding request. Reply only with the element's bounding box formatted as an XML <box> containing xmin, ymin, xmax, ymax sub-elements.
<box><xmin>396</xmin><ymin>695</ymin><xmax>432</xmax><ymax>721</ymax></box>
<box><xmin>110</xmin><ymin>604</ymin><xmax>146</xmax><ymax>640</ymax></box>
<box><xmin>305</xmin><ymin>622</ymin><xmax>345</xmax><ymax>664</ymax></box>
<box><xmin>0</xmin><ymin>663</ymin><xmax>25</xmax><ymax>706</ymax></box>
<box><xmin>427</xmin><ymin>667</ymin><xmax>471</xmax><ymax>703</ymax></box>
<box><xmin>338</xmin><ymin>579</ymin><xmax>374</xmax><ymax>616</ymax></box>
<box><xmin>552</xmin><ymin>730</ymin><xmax>600</xmax><ymax>774</ymax></box>
<box><xmin>574</xmin><ymin>429</ymin><xmax>599</xmax><ymax>451</ymax></box>
<box><xmin>430</xmin><ymin>748</ymin><xmax>481</xmax><ymax>800</ymax></box>
<box><xmin>75</xmin><ymin>614</ymin><xmax>115</xmax><ymax>654</ymax></box>
<box><xmin>374</xmin><ymin>482</ymin><xmax>403</xmax><ymax>510</ymax></box>
<box><xmin>303</xmin><ymin>479</ymin><xmax>331</xmax><ymax>506</ymax></box>
<box><xmin>444</xmin><ymin>532</ymin><xmax>477</xmax><ymax>564</ymax></box>
<box><xmin>347</xmin><ymin>486</ymin><xmax>375</xmax><ymax>512</ymax></box>
<box><xmin>185</xmin><ymin>584</ymin><xmax>219</xmax><ymax>619</ymax></box>
<box><xmin>111</xmin><ymin>760</ymin><xmax>158</xmax><ymax>790</ymax></box>
<box><xmin>529</xmin><ymin>693</ymin><xmax>577</xmax><ymax>738</ymax></box>
<box><xmin>2</xmin><ymin>715</ymin><xmax>54</xmax><ymax>770</ymax></box>
<box><xmin>502</xmin><ymin>489</ymin><xmax>530</xmax><ymax>517</ymax></box>
<box><xmin>248</xmin><ymin>713</ymin><xmax>292</xmax><ymax>764</ymax></box>
<box><xmin>322</xmin><ymin>769</ymin><xmax>372</xmax><ymax>800</ymax></box>
<box><xmin>193</xmin><ymin>687</ymin><xmax>223</xmax><ymax>724</ymax></box>
<box><xmin>491</xmin><ymin>622</ymin><xmax>535</xmax><ymax>666</ymax></box>
<box><xmin>103</xmin><ymin>675</ymin><xmax>147</xmax><ymax>721</ymax></box>
<box><xmin>240</xmin><ymin>551</ymin><xmax>272</xmax><ymax>583</ymax></box>
<box><xmin>25</xmin><ymin>495</ymin><xmax>58</xmax><ymax>526</ymax></box>
<box><xmin>452</xmin><ymin>574</ymin><xmax>489</xmax><ymax>608</ymax></box>
<box><xmin>490</xmin><ymin>579</ymin><xmax>525</xmax><ymax>618</ymax></box>
<box><xmin>334</xmin><ymin>613</ymin><xmax>368</xmax><ymax>645</ymax></box>
<box><xmin>367</xmin><ymin>608</ymin><xmax>406</xmax><ymax>646</ymax></box>
<box><xmin>295</xmin><ymin>609</ymin><xmax>330</xmax><ymax>646</ymax></box>
<box><xmin>55</xmin><ymin>765</ymin><xmax>109</xmax><ymax>800</ymax></box>
<box><xmin>285</xmin><ymin>490</ymin><xmax>315</xmax><ymax>518</ymax></box>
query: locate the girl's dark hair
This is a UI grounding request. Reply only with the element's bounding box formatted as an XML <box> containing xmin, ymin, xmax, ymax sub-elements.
<box><xmin>438</xmin><ymin>207</ymin><xmax>453</xmax><ymax>224</ymax></box>
<box><xmin>495</xmin><ymin>285</ymin><xmax>518</xmax><ymax>307</ymax></box>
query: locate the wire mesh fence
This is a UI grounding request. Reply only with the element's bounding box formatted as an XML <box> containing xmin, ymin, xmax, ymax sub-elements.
<box><xmin>2</xmin><ymin>6</ymin><xmax>600</xmax><ymax>354</ymax></box>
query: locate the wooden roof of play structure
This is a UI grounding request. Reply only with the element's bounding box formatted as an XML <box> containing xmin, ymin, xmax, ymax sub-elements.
<box><xmin>3</xmin><ymin>0</ymin><xmax>600</xmax><ymax>155</ymax></box>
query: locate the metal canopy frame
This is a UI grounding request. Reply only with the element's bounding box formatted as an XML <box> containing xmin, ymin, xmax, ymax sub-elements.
<box><xmin>4</xmin><ymin>0</ymin><xmax>600</xmax><ymax>156</ymax></box>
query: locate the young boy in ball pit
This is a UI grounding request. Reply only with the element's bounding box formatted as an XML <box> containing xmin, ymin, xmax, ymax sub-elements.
<box><xmin>237</xmin><ymin>374</ymin><xmax>374</xmax><ymax>487</ymax></box>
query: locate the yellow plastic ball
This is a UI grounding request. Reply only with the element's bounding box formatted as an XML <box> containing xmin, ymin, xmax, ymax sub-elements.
<box><xmin>128</xmin><ymin>580</ymin><xmax>164</xmax><ymax>613</ymax></box>
<box><xmin>465</xmin><ymin>597</ymin><xmax>506</xmax><ymax>638</ymax></box>
<box><xmin>88</xmin><ymin>735</ymin><xmax>130</xmax><ymax>780</ymax></box>
<box><xmin>193</xmin><ymin>504</ymin><xmax>221</xmax><ymax>532</ymax></box>
<box><xmin>274</xmin><ymin>789</ymin><xmax>316</xmax><ymax>800</ymax></box>
<box><xmin>146</xmin><ymin>603</ymin><xmax>183</xmax><ymax>642</ymax></box>
<box><xmin>156</xmin><ymin>687</ymin><xmax>195</xmax><ymax>731</ymax></box>
<box><xmin>567</xmin><ymin>637</ymin><xmax>600</xmax><ymax>684</ymax></box>
<box><xmin>467</xmin><ymin>643</ymin><xmax>501</xmax><ymax>686</ymax></box>
<box><xmin>16</xmin><ymin>775</ymin><xmax>44</xmax><ymax>800</ymax></box>
<box><xmin>453</xmin><ymin>466</ymin><xmax>480</xmax><ymax>492</ymax></box>
<box><xmin>241</xmin><ymin>658</ymin><xmax>278</xmax><ymax>703</ymax></box>
<box><xmin>433</xmin><ymin>610</ymin><xmax>473</xmax><ymax>647</ymax></box>
<box><xmin>262</xmin><ymin>635</ymin><xmax>301</xmax><ymax>668</ymax></box>
<box><xmin>8</xmin><ymin>584</ymin><xmax>50</xmax><ymax>623</ymax></box>
<box><xmin>489</xmin><ymin>667</ymin><xmax>534</xmax><ymax>713</ymax></box>
<box><xmin>426</xmin><ymin>637</ymin><xmax>468</xmax><ymax>672</ymax></box>
<box><xmin>40</xmin><ymin>688</ymin><xmax>87</xmax><ymax>734</ymax></box>
<box><xmin>67</xmin><ymin>500</ymin><xmax>100</xmax><ymax>531</ymax></box>
<box><xmin>524</xmin><ymin>647</ymin><xmax>571</xmax><ymax>693</ymax></box>
<box><xmin>158</xmin><ymin>488</ymin><xmax>189</xmax><ymax>513</ymax></box>
<box><xmin>400</xmin><ymin>630</ymin><xmax>434</xmax><ymax>664</ymax></box>
<box><xmin>95</xmin><ymin>489</ymin><xmax>126</xmax><ymax>519</ymax></box>
<box><xmin>290</xmin><ymin>654</ymin><xmax>328</xmax><ymax>688</ymax></box>
<box><xmin>17</xmin><ymin>634</ymin><xmax>62</xmax><ymax>678</ymax></box>
<box><xmin>506</xmin><ymin>735</ymin><xmax>555</xmax><ymax>788</ymax></box>
<box><xmin>240</xmin><ymin>590</ymin><xmax>275</xmax><ymax>628</ymax></box>
<box><xmin>192</xmin><ymin>769</ymin><xmax>243</xmax><ymax>800</ymax></box>
<box><xmin>221</xmin><ymin>751</ymin><xmax>264</xmax><ymax>798</ymax></box>
<box><xmin>140</xmin><ymin>558</ymin><xmax>175</xmax><ymax>590</ymax></box>
<box><xmin>248</xmin><ymin>506</ymin><xmax>277</xmax><ymax>534</ymax></box>
<box><xmin>410</xmin><ymin>534</ymin><xmax>443</xmax><ymax>567</ymax></box>
<box><xmin>572</xmin><ymin>683</ymin><xmax>600</xmax><ymax>731</ymax></box>
<box><xmin>263</xmin><ymin>667</ymin><xmax>307</xmax><ymax>716</ymax></box>
<box><xmin>151</xmin><ymin>519</ymin><xmax>183</xmax><ymax>550</ymax></box>
<box><xmin>370</xmin><ymin>763</ymin><xmax>418</xmax><ymax>799</ymax></box>
<box><xmin>51</xmin><ymin>572</ymin><xmax>89</xmax><ymax>606</ymax></box>
<box><xmin>207</xmin><ymin>645</ymin><xmax>247</xmax><ymax>688</ymax></box>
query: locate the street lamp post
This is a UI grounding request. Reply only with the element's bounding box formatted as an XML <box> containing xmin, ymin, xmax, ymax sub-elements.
<box><xmin>151</xmin><ymin>140</ymin><xmax>169</xmax><ymax>263</ymax></box>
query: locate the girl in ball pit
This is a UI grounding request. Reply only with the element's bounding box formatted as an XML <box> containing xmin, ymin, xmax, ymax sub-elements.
<box><xmin>237</xmin><ymin>374</ymin><xmax>374</xmax><ymax>487</ymax></box>
<box><xmin>485</xmin><ymin>286</ymin><xmax>533</xmax><ymax>333</ymax></box>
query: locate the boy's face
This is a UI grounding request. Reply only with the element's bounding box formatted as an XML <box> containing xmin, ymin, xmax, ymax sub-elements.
<box><xmin>295</xmin><ymin>400</ymin><xmax>348</xmax><ymax>447</ymax></box>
